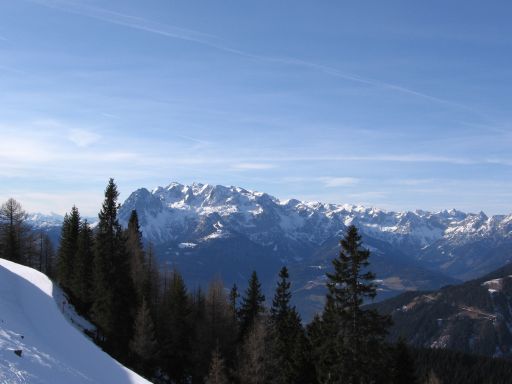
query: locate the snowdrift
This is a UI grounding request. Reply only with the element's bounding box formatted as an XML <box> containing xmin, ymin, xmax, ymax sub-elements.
<box><xmin>0</xmin><ymin>258</ymin><xmax>151</xmax><ymax>384</ymax></box>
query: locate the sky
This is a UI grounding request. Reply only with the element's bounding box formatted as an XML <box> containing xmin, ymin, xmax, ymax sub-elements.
<box><xmin>0</xmin><ymin>0</ymin><xmax>511</xmax><ymax>216</ymax></box>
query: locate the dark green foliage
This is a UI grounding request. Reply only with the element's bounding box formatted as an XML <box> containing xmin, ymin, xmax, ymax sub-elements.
<box><xmin>268</xmin><ymin>266</ymin><xmax>316</xmax><ymax>384</ymax></box>
<box><xmin>71</xmin><ymin>220</ymin><xmax>94</xmax><ymax>313</ymax></box>
<box><xmin>125</xmin><ymin>210</ymin><xmax>147</xmax><ymax>305</ymax></box>
<box><xmin>239</xmin><ymin>271</ymin><xmax>265</xmax><ymax>339</ymax></box>
<box><xmin>157</xmin><ymin>269</ymin><xmax>193</xmax><ymax>383</ymax></box>
<box><xmin>91</xmin><ymin>179</ymin><xmax>135</xmax><ymax>357</ymax></box>
<box><xmin>57</xmin><ymin>206</ymin><xmax>80</xmax><ymax>292</ymax></box>
<box><xmin>310</xmin><ymin>225</ymin><xmax>392</xmax><ymax>383</ymax></box>
<box><xmin>144</xmin><ymin>242</ymin><xmax>160</xmax><ymax>315</ymax></box>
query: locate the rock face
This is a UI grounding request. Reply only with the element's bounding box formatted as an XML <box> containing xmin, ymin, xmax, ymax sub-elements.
<box><xmin>372</xmin><ymin>263</ymin><xmax>512</xmax><ymax>358</ymax></box>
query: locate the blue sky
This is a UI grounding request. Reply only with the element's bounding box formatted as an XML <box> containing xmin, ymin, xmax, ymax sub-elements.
<box><xmin>1</xmin><ymin>0</ymin><xmax>511</xmax><ymax>215</ymax></box>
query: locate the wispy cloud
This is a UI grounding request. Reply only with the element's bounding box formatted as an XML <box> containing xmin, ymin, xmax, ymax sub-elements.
<box><xmin>68</xmin><ymin>128</ymin><xmax>101</xmax><ymax>147</ymax></box>
<box><xmin>253</xmin><ymin>154</ymin><xmax>482</xmax><ymax>165</ymax></box>
<box><xmin>29</xmin><ymin>0</ymin><xmax>473</xmax><ymax>110</ymax></box>
<box><xmin>319</xmin><ymin>177</ymin><xmax>359</xmax><ymax>187</ymax></box>
<box><xmin>232</xmin><ymin>162</ymin><xmax>276</xmax><ymax>170</ymax></box>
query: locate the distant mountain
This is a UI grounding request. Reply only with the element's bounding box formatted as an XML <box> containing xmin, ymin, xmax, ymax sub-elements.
<box><xmin>113</xmin><ymin>182</ymin><xmax>512</xmax><ymax>319</ymax></box>
<box><xmin>371</xmin><ymin>263</ymin><xmax>512</xmax><ymax>358</ymax></box>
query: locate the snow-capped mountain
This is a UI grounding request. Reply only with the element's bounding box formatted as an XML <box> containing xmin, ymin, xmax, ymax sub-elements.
<box><xmin>0</xmin><ymin>258</ymin><xmax>150</xmax><ymax>384</ymax></box>
<box><xmin>118</xmin><ymin>182</ymin><xmax>512</xmax><ymax>274</ymax></box>
<box><xmin>114</xmin><ymin>182</ymin><xmax>512</xmax><ymax>319</ymax></box>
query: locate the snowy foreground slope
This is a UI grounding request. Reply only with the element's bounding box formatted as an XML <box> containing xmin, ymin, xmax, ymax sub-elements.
<box><xmin>0</xmin><ymin>258</ymin><xmax>151</xmax><ymax>384</ymax></box>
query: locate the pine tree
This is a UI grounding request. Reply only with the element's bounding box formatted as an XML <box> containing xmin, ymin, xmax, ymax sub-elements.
<box><xmin>91</xmin><ymin>178</ymin><xmax>135</xmax><ymax>357</ymax></box>
<box><xmin>310</xmin><ymin>225</ymin><xmax>392</xmax><ymax>384</ymax></box>
<box><xmin>125</xmin><ymin>210</ymin><xmax>147</xmax><ymax>305</ymax></box>
<box><xmin>205</xmin><ymin>347</ymin><xmax>230</xmax><ymax>384</ymax></box>
<box><xmin>130</xmin><ymin>298</ymin><xmax>158</xmax><ymax>376</ymax></box>
<box><xmin>239</xmin><ymin>271</ymin><xmax>265</xmax><ymax>339</ymax></box>
<box><xmin>0</xmin><ymin>198</ymin><xmax>29</xmax><ymax>264</ymax></box>
<box><xmin>57</xmin><ymin>206</ymin><xmax>80</xmax><ymax>292</ymax></box>
<box><xmin>71</xmin><ymin>220</ymin><xmax>94</xmax><ymax>313</ymax></box>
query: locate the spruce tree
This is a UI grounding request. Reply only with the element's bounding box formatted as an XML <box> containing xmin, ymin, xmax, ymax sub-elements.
<box><xmin>71</xmin><ymin>220</ymin><xmax>94</xmax><ymax>313</ymax></box>
<box><xmin>92</xmin><ymin>178</ymin><xmax>135</xmax><ymax>357</ymax></box>
<box><xmin>125</xmin><ymin>210</ymin><xmax>147</xmax><ymax>305</ymax></box>
<box><xmin>269</xmin><ymin>266</ymin><xmax>315</xmax><ymax>384</ymax></box>
<box><xmin>57</xmin><ymin>206</ymin><xmax>80</xmax><ymax>292</ymax></box>
<box><xmin>310</xmin><ymin>225</ymin><xmax>392</xmax><ymax>384</ymax></box>
<box><xmin>157</xmin><ymin>268</ymin><xmax>192</xmax><ymax>383</ymax></box>
<box><xmin>239</xmin><ymin>271</ymin><xmax>265</xmax><ymax>339</ymax></box>
<box><xmin>144</xmin><ymin>242</ymin><xmax>160</xmax><ymax>315</ymax></box>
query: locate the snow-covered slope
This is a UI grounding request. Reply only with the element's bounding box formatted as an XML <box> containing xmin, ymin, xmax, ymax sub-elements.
<box><xmin>0</xmin><ymin>258</ymin><xmax>151</xmax><ymax>384</ymax></box>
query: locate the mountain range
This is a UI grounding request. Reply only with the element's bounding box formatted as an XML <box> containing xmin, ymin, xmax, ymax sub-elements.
<box><xmin>29</xmin><ymin>182</ymin><xmax>512</xmax><ymax>320</ymax></box>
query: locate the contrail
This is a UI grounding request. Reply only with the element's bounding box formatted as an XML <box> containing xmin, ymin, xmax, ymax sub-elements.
<box><xmin>29</xmin><ymin>0</ymin><xmax>478</xmax><ymax>112</ymax></box>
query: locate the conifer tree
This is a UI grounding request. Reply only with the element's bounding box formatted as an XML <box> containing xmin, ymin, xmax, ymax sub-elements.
<box><xmin>126</xmin><ymin>210</ymin><xmax>147</xmax><ymax>305</ymax></box>
<box><xmin>130</xmin><ymin>298</ymin><xmax>158</xmax><ymax>376</ymax></box>
<box><xmin>269</xmin><ymin>266</ymin><xmax>315</xmax><ymax>384</ymax></box>
<box><xmin>71</xmin><ymin>220</ymin><xmax>94</xmax><ymax>313</ymax></box>
<box><xmin>205</xmin><ymin>347</ymin><xmax>230</xmax><ymax>384</ymax></box>
<box><xmin>310</xmin><ymin>225</ymin><xmax>392</xmax><ymax>384</ymax></box>
<box><xmin>92</xmin><ymin>178</ymin><xmax>135</xmax><ymax>357</ymax></box>
<box><xmin>157</xmin><ymin>268</ymin><xmax>192</xmax><ymax>383</ymax></box>
<box><xmin>57</xmin><ymin>206</ymin><xmax>80</xmax><ymax>292</ymax></box>
<box><xmin>144</xmin><ymin>242</ymin><xmax>160</xmax><ymax>314</ymax></box>
<box><xmin>229</xmin><ymin>284</ymin><xmax>239</xmax><ymax>315</ymax></box>
<box><xmin>239</xmin><ymin>271</ymin><xmax>265</xmax><ymax>339</ymax></box>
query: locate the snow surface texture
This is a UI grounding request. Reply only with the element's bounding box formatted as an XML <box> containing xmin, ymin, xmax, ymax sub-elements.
<box><xmin>0</xmin><ymin>258</ymin><xmax>151</xmax><ymax>384</ymax></box>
